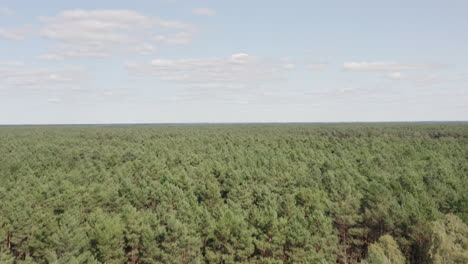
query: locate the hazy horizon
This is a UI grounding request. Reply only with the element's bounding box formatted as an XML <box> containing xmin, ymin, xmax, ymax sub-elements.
<box><xmin>1</xmin><ymin>121</ymin><xmax>467</xmax><ymax>126</ymax></box>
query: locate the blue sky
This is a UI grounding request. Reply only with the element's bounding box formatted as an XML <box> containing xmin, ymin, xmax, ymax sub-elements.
<box><xmin>0</xmin><ymin>0</ymin><xmax>467</xmax><ymax>124</ymax></box>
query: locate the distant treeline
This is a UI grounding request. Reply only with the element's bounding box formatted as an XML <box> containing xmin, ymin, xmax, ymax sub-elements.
<box><xmin>0</xmin><ymin>124</ymin><xmax>467</xmax><ymax>263</ymax></box>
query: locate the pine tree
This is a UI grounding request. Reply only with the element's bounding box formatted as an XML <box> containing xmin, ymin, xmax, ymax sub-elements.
<box><xmin>362</xmin><ymin>235</ymin><xmax>405</xmax><ymax>264</ymax></box>
<box><xmin>428</xmin><ymin>214</ymin><xmax>468</xmax><ymax>264</ymax></box>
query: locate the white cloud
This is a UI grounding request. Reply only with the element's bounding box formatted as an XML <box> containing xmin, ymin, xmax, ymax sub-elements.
<box><xmin>47</xmin><ymin>98</ymin><xmax>62</xmax><ymax>103</ymax></box>
<box><xmin>38</xmin><ymin>9</ymin><xmax>196</xmax><ymax>59</ymax></box>
<box><xmin>127</xmin><ymin>53</ymin><xmax>281</xmax><ymax>88</ymax></box>
<box><xmin>278</xmin><ymin>58</ymin><xmax>327</xmax><ymax>71</ymax></box>
<box><xmin>192</xmin><ymin>8</ymin><xmax>217</xmax><ymax>16</ymax></box>
<box><xmin>344</xmin><ymin>61</ymin><xmax>436</xmax><ymax>71</ymax></box>
<box><xmin>39</xmin><ymin>42</ymin><xmax>110</xmax><ymax>60</ymax></box>
<box><xmin>229</xmin><ymin>53</ymin><xmax>253</xmax><ymax>64</ymax></box>
<box><xmin>154</xmin><ymin>17</ymin><xmax>194</xmax><ymax>30</ymax></box>
<box><xmin>386</xmin><ymin>73</ymin><xmax>442</xmax><ymax>86</ymax></box>
<box><xmin>306</xmin><ymin>63</ymin><xmax>327</xmax><ymax>70</ymax></box>
<box><xmin>0</xmin><ymin>27</ymin><xmax>26</xmax><ymax>40</ymax></box>
<box><xmin>127</xmin><ymin>43</ymin><xmax>156</xmax><ymax>56</ymax></box>
<box><xmin>37</xmin><ymin>54</ymin><xmax>66</xmax><ymax>61</ymax></box>
<box><xmin>0</xmin><ymin>65</ymin><xmax>87</xmax><ymax>91</ymax></box>
<box><xmin>39</xmin><ymin>10</ymin><xmax>152</xmax><ymax>43</ymax></box>
<box><xmin>154</xmin><ymin>31</ymin><xmax>193</xmax><ymax>45</ymax></box>
<box><xmin>0</xmin><ymin>61</ymin><xmax>25</xmax><ymax>67</ymax></box>
<box><xmin>387</xmin><ymin>72</ymin><xmax>402</xmax><ymax>80</ymax></box>
<box><xmin>0</xmin><ymin>7</ymin><xmax>13</xmax><ymax>16</ymax></box>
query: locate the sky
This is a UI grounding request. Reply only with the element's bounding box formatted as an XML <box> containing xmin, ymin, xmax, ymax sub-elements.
<box><xmin>0</xmin><ymin>0</ymin><xmax>467</xmax><ymax>124</ymax></box>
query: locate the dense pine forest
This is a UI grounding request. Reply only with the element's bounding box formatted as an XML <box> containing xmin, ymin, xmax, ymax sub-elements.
<box><xmin>0</xmin><ymin>124</ymin><xmax>467</xmax><ymax>264</ymax></box>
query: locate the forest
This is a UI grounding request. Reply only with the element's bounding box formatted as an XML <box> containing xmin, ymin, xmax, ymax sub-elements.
<box><xmin>0</xmin><ymin>123</ymin><xmax>467</xmax><ymax>264</ymax></box>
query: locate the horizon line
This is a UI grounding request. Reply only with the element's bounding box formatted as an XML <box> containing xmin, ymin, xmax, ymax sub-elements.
<box><xmin>1</xmin><ymin>121</ymin><xmax>467</xmax><ymax>126</ymax></box>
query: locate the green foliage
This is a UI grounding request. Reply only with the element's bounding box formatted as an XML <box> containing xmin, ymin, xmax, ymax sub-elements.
<box><xmin>87</xmin><ymin>209</ymin><xmax>126</xmax><ymax>264</ymax></box>
<box><xmin>362</xmin><ymin>235</ymin><xmax>406</xmax><ymax>264</ymax></box>
<box><xmin>0</xmin><ymin>123</ymin><xmax>466</xmax><ymax>263</ymax></box>
<box><xmin>428</xmin><ymin>214</ymin><xmax>468</xmax><ymax>264</ymax></box>
<box><xmin>0</xmin><ymin>248</ymin><xmax>15</xmax><ymax>264</ymax></box>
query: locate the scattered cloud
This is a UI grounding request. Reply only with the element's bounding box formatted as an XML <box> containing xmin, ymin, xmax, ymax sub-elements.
<box><xmin>306</xmin><ymin>63</ymin><xmax>327</xmax><ymax>70</ymax></box>
<box><xmin>385</xmin><ymin>72</ymin><xmax>443</xmax><ymax>86</ymax></box>
<box><xmin>38</xmin><ymin>9</ymin><xmax>197</xmax><ymax>59</ymax></box>
<box><xmin>39</xmin><ymin>10</ymin><xmax>153</xmax><ymax>43</ymax></box>
<box><xmin>154</xmin><ymin>17</ymin><xmax>194</xmax><ymax>30</ymax></box>
<box><xmin>307</xmin><ymin>87</ymin><xmax>374</xmax><ymax>97</ymax></box>
<box><xmin>39</xmin><ymin>42</ymin><xmax>110</xmax><ymax>60</ymax></box>
<box><xmin>154</xmin><ymin>31</ymin><xmax>193</xmax><ymax>45</ymax></box>
<box><xmin>0</xmin><ymin>61</ymin><xmax>25</xmax><ymax>67</ymax></box>
<box><xmin>127</xmin><ymin>43</ymin><xmax>156</xmax><ymax>56</ymax></box>
<box><xmin>279</xmin><ymin>58</ymin><xmax>299</xmax><ymax>70</ymax></box>
<box><xmin>192</xmin><ymin>8</ymin><xmax>216</xmax><ymax>16</ymax></box>
<box><xmin>283</xmin><ymin>63</ymin><xmax>296</xmax><ymax>69</ymax></box>
<box><xmin>387</xmin><ymin>72</ymin><xmax>402</xmax><ymax>80</ymax></box>
<box><xmin>279</xmin><ymin>58</ymin><xmax>327</xmax><ymax>71</ymax></box>
<box><xmin>0</xmin><ymin>64</ymin><xmax>87</xmax><ymax>91</ymax></box>
<box><xmin>384</xmin><ymin>71</ymin><xmax>468</xmax><ymax>90</ymax></box>
<box><xmin>0</xmin><ymin>27</ymin><xmax>26</xmax><ymax>40</ymax></box>
<box><xmin>344</xmin><ymin>61</ymin><xmax>437</xmax><ymax>72</ymax></box>
<box><xmin>127</xmin><ymin>53</ymin><xmax>281</xmax><ymax>88</ymax></box>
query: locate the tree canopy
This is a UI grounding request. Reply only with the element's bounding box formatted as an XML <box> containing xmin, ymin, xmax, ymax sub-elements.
<box><xmin>0</xmin><ymin>123</ymin><xmax>466</xmax><ymax>263</ymax></box>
